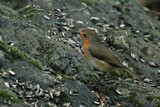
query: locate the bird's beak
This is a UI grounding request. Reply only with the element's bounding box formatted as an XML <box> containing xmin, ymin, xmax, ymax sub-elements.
<box><xmin>79</xmin><ymin>30</ymin><xmax>85</xmax><ymax>38</ymax></box>
<box><xmin>76</xmin><ymin>31</ymin><xmax>80</xmax><ymax>35</ymax></box>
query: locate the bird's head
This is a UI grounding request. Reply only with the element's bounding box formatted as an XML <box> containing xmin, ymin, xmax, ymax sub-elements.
<box><xmin>79</xmin><ymin>28</ymin><xmax>101</xmax><ymax>44</ymax></box>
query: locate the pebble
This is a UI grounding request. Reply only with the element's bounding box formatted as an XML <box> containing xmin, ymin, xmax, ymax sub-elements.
<box><xmin>4</xmin><ymin>82</ymin><xmax>10</xmax><ymax>88</ymax></box>
<box><xmin>0</xmin><ymin>69</ymin><xmax>7</xmax><ymax>77</ymax></box>
<box><xmin>7</xmin><ymin>41</ymin><xmax>14</xmax><ymax>46</ymax></box>
<box><xmin>0</xmin><ymin>36</ymin><xmax>2</xmax><ymax>41</ymax></box>
<box><xmin>144</xmin><ymin>78</ymin><xmax>152</xmax><ymax>82</ymax></box>
<box><xmin>69</xmin><ymin>24</ymin><xmax>75</xmax><ymax>28</ymax></box>
<box><xmin>136</xmin><ymin>30</ymin><xmax>140</xmax><ymax>33</ymax></box>
<box><xmin>54</xmin><ymin>8</ymin><xmax>61</xmax><ymax>12</ymax></box>
<box><xmin>144</xmin><ymin>34</ymin><xmax>151</xmax><ymax>41</ymax></box>
<box><xmin>148</xmin><ymin>62</ymin><xmax>156</xmax><ymax>67</ymax></box>
<box><xmin>45</xmin><ymin>35</ymin><xmax>51</xmax><ymax>39</ymax></box>
<box><xmin>76</xmin><ymin>20</ymin><xmax>84</xmax><ymax>24</ymax></box>
<box><xmin>101</xmin><ymin>28</ymin><xmax>108</xmax><ymax>33</ymax></box>
<box><xmin>63</xmin><ymin>103</ymin><xmax>70</xmax><ymax>107</ymax></box>
<box><xmin>96</xmin><ymin>23</ymin><xmax>103</xmax><ymax>27</ymax></box>
<box><xmin>91</xmin><ymin>17</ymin><xmax>99</xmax><ymax>23</ymax></box>
<box><xmin>139</xmin><ymin>58</ymin><xmax>145</xmax><ymax>63</ymax></box>
<box><xmin>61</xmin><ymin>12</ymin><xmax>67</xmax><ymax>16</ymax></box>
<box><xmin>115</xmin><ymin>89</ymin><xmax>122</xmax><ymax>95</ymax></box>
<box><xmin>63</xmin><ymin>26</ymin><xmax>70</xmax><ymax>31</ymax></box>
<box><xmin>120</xmin><ymin>23</ymin><xmax>125</xmax><ymax>28</ymax></box>
<box><xmin>130</xmin><ymin>52</ymin><xmax>138</xmax><ymax>61</ymax></box>
<box><xmin>49</xmin><ymin>92</ymin><xmax>54</xmax><ymax>99</ymax></box>
<box><xmin>75</xmin><ymin>47</ymin><xmax>81</xmax><ymax>53</ymax></box>
<box><xmin>8</xmin><ymin>69</ymin><xmax>16</xmax><ymax>75</ymax></box>
<box><xmin>103</xmin><ymin>24</ymin><xmax>110</xmax><ymax>28</ymax></box>
<box><xmin>122</xmin><ymin>61</ymin><xmax>128</xmax><ymax>67</ymax></box>
<box><xmin>68</xmin><ymin>38</ymin><xmax>76</xmax><ymax>44</ymax></box>
<box><xmin>93</xmin><ymin>101</ymin><xmax>100</xmax><ymax>105</ymax></box>
<box><xmin>43</xmin><ymin>15</ymin><xmax>50</xmax><ymax>20</ymax></box>
<box><xmin>79</xmin><ymin>105</ymin><xmax>87</xmax><ymax>107</ymax></box>
<box><xmin>62</xmin><ymin>32</ymin><xmax>67</xmax><ymax>37</ymax></box>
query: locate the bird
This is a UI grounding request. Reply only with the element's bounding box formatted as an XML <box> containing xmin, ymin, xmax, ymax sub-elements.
<box><xmin>78</xmin><ymin>28</ymin><xmax>142</xmax><ymax>87</ymax></box>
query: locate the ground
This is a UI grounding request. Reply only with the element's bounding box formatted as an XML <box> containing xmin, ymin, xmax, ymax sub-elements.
<box><xmin>0</xmin><ymin>0</ymin><xmax>160</xmax><ymax>107</ymax></box>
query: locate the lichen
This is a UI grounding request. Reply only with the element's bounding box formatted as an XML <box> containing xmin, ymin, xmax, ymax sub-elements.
<box><xmin>0</xmin><ymin>40</ymin><xmax>42</xmax><ymax>70</ymax></box>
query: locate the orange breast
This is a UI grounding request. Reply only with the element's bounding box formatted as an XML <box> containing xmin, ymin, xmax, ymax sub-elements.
<box><xmin>82</xmin><ymin>39</ymin><xmax>90</xmax><ymax>60</ymax></box>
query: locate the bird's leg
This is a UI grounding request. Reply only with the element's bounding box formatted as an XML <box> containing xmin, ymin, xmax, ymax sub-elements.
<box><xmin>92</xmin><ymin>72</ymin><xmax>107</xmax><ymax>89</ymax></box>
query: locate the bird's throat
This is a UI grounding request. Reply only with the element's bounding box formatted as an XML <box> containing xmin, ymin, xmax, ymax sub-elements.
<box><xmin>82</xmin><ymin>39</ymin><xmax>90</xmax><ymax>60</ymax></box>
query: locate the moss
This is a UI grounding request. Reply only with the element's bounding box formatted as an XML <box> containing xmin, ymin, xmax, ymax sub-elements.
<box><xmin>146</xmin><ymin>95</ymin><xmax>154</xmax><ymax>101</ymax></box>
<box><xmin>127</xmin><ymin>92</ymin><xmax>144</xmax><ymax>107</ymax></box>
<box><xmin>129</xmin><ymin>92</ymin><xmax>138</xmax><ymax>98</ymax></box>
<box><xmin>102</xmin><ymin>84</ymin><xmax>117</xmax><ymax>95</ymax></box>
<box><xmin>154</xmin><ymin>98</ymin><xmax>160</xmax><ymax>107</ymax></box>
<box><xmin>146</xmin><ymin>95</ymin><xmax>160</xmax><ymax>107</ymax></box>
<box><xmin>18</xmin><ymin>5</ymin><xmax>38</xmax><ymax>18</ymax></box>
<box><xmin>0</xmin><ymin>5</ymin><xmax>47</xmax><ymax>31</ymax></box>
<box><xmin>0</xmin><ymin>5</ymin><xmax>19</xmax><ymax>18</ymax></box>
<box><xmin>59</xmin><ymin>91</ymin><xmax>72</xmax><ymax>103</ymax></box>
<box><xmin>50</xmin><ymin>63</ymin><xmax>61</xmax><ymax>71</ymax></box>
<box><xmin>110</xmin><ymin>69</ymin><xmax>129</xmax><ymax>79</ymax></box>
<box><xmin>0</xmin><ymin>89</ymin><xmax>19</xmax><ymax>103</ymax></box>
<box><xmin>129</xmin><ymin>98</ymin><xmax>143</xmax><ymax>107</ymax></box>
<box><xmin>0</xmin><ymin>40</ymin><xmax>42</xmax><ymax>70</ymax></box>
<box><xmin>60</xmin><ymin>76</ymin><xmax>76</xmax><ymax>84</ymax></box>
<box><xmin>18</xmin><ymin>5</ymin><xmax>49</xmax><ymax>31</ymax></box>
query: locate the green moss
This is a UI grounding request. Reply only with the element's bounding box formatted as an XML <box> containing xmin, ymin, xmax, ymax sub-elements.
<box><xmin>146</xmin><ymin>95</ymin><xmax>160</xmax><ymax>107</ymax></box>
<box><xmin>0</xmin><ymin>89</ymin><xmax>19</xmax><ymax>103</ymax></box>
<box><xmin>18</xmin><ymin>5</ymin><xmax>38</xmax><ymax>18</ymax></box>
<box><xmin>60</xmin><ymin>76</ymin><xmax>76</xmax><ymax>84</ymax></box>
<box><xmin>127</xmin><ymin>92</ymin><xmax>144</xmax><ymax>107</ymax></box>
<box><xmin>110</xmin><ymin>69</ymin><xmax>129</xmax><ymax>79</ymax></box>
<box><xmin>129</xmin><ymin>92</ymin><xmax>138</xmax><ymax>98</ymax></box>
<box><xmin>59</xmin><ymin>92</ymin><xmax>72</xmax><ymax>103</ymax></box>
<box><xmin>0</xmin><ymin>5</ymin><xmax>47</xmax><ymax>31</ymax></box>
<box><xmin>0</xmin><ymin>5</ymin><xmax>19</xmax><ymax>18</ymax></box>
<box><xmin>154</xmin><ymin>98</ymin><xmax>160</xmax><ymax>107</ymax></box>
<box><xmin>17</xmin><ymin>5</ymin><xmax>49</xmax><ymax>31</ymax></box>
<box><xmin>130</xmin><ymin>99</ymin><xmax>143</xmax><ymax>107</ymax></box>
<box><xmin>146</xmin><ymin>95</ymin><xmax>154</xmax><ymax>101</ymax></box>
<box><xmin>50</xmin><ymin>63</ymin><xmax>61</xmax><ymax>71</ymax></box>
<box><xmin>102</xmin><ymin>84</ymin><xmax>117</xmax><ymax>95</ymax></box>
<box><xmin>0</xmin><ymin>40</ymin><xmax>42</xmax><ymax>70</ymax></box>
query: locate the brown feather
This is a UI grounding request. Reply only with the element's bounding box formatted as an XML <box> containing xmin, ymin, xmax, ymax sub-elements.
<box><xmin>88</xmin><ymin>43</ymin><xmax>124</xmax><ymax>68</ymax></box>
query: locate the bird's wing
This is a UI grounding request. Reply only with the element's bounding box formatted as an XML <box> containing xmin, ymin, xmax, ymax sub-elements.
<box><xmin>88</xmin><ymin>44</ymin><xmax>124</xmax><ymax>68</ymax></box>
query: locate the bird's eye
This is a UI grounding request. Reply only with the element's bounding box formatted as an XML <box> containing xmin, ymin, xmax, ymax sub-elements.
<box><xmin>83</xmin><ymin>34</ymin><xmax>87</xmax><ymax>38</ymax></box>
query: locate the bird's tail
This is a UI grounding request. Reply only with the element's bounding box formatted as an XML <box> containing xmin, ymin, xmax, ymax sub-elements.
<box><xmin>122</xmin><ymin>67</ymin><xmax>143</xmax><ymax>81</ymax></box>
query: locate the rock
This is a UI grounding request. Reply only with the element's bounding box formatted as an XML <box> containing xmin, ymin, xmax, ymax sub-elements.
<box><xmin>0</xmin><ymin>0</ymin><xmax>160</xmax><ymax>106</ymax></box>
<box><xmin>57</xmin><ymin>80</ymin><xmax>96</xmax><ymax>107</ymax></box>
<box><xmin>105</xmin><ymin>30</ymin><xmax>130</xmax><ymax>49</ymax></box>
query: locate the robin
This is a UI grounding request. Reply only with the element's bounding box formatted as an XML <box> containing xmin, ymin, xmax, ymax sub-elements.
<box><xmin>78</xmin><ymin>28</ymin><xmax>142</xmax><ymax>87</ymax></box>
